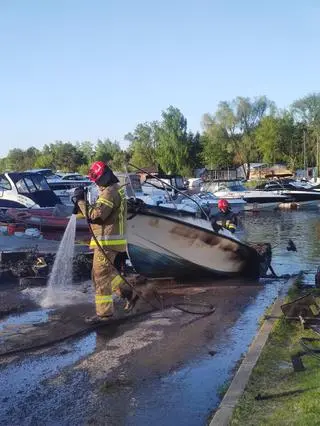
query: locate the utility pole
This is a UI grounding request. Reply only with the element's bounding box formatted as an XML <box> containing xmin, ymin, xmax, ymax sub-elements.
<box><xmin>303</xmin><ymin>130</ymin><xmax>307</xmax><ymax>179</ymax></box>
<box><xmin>317</xmin><ymin>134</ymin><xmax>319</xmax><ymax>180</ymax></box>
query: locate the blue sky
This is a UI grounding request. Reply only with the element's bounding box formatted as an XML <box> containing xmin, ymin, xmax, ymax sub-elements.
<box><xmin>0</xmin><ymin>0</ymin><xmax>319</xmax><ymax>157</ymax></box>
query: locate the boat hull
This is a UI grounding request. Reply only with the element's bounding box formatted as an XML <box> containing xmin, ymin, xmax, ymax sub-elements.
<box><xmin>5</xmin><ymin>208</ymin><xmax>88</xmax><ymax>231</ymax></box>
<box><xmin>126</xmin><ymin>212</ymin><xmax>262</xmax><ymax>280</ymax></box>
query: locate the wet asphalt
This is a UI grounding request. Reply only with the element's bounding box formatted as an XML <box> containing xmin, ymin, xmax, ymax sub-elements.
<box><xmin>1</xmin><ymin>208</ymin><xmax>320</xmax><ymax>425</ymax></box>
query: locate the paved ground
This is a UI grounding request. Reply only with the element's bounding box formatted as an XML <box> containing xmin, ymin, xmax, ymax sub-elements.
<box><xmin>0</xmin><ymin>278</ymin><xmax>284</xmax><ymax>426</ymax></box>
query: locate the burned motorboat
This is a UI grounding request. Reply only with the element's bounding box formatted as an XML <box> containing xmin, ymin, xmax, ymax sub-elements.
<box><xmin>0</xmin><ymin>172</ymin><xmax>62</xmax><ymax>210</ymax></box>
<box><xmin>126</xmin><ymin>201</ymin><xmax>268</xmax><ymax>280</ymax></box>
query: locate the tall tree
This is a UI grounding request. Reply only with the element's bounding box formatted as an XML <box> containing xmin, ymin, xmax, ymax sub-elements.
<box><xmin>0</xmin><ymin>157</ymin><xmax>8</xmax><ymax>172</ymax></box>
<box><xmin>291</xmin><ymin>93</ymin><xmax>320</xmax><ymax>126</ymax></box>
<box><xmin>201</xmin><ymin>119</ymin><xmax>233</xmax><ymax>168</ymax></box>
<box><xmin>77</xmin><ymin>141</ymin><xmax>95</xmax><ymax>165</ymax></box>
<box><xmin>156</xmin><ymin>106</ymin><xmax>191</xmax><ymax>175</ymax></box>
<box><xmin>6</xmin><ymin>149</ymin><xmax>25</xmax><ymax>171</ymax></box>
<box><xmin>95</xmin><ymin>139</ymin><xmax>121</xmax><ymax>164</ymax></box>
<box><xmin>40</xmin><ymin>141</ymin><xmax>85</xmax><ymax>171</ymax></box>
<box><xmin>34</xmin><ymin>153</ymin><xmax>55</xmax><ymax>169</ymax></box>
<box><xmin>204</xmin><ymin>96</ymin><xmax>275</xmax><ymax>178</ymax></box>
<box><xmin>125</xmin><ymin>121</ymin><xmax>159</xmax><ymax>168</ymax></box>
<box><xmin>291</xmin><ymin>93</ymin><xmax>320</xmax><ymax>171</ymax></box>
<box><xmin>110</xmin><ymin>151</ymin><xmax>127</xmax><ymax>171</ymax></box>
<box><xmin>255</xmin><ymin>116</ymin><xmax>282</xmax><ymax>163</ymax></box>
<box><xmin>256</xmin><ymin>113</ymin><xmax>306</xmax><ymax>170</ymax></box>
<box><xmin>188</xmin><ymin>131</ymin><xmax>203</xmax><ymax>170</ymax></box>
<box><xmin>6</xmin><ymin>148</ymin><xmax>40</xmax><ymax>171</ymax></box>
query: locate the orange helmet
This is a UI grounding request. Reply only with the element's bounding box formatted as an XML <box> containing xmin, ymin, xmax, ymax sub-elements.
<box><xmin>218</xmin><ymin>199</ymin><xmax>230</xmax><ymax>212</ymax></box>
<box><xmin>88</xmin><ymin>161</ymin><xmax>107</xmax><ymax>182</ymax></box>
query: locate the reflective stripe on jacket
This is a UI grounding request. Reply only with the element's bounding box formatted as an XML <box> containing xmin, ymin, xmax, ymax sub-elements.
<box><xmin>78</xmin><ymin>183</ymin><xmax>127</xmax><ymax>252</ymax></box>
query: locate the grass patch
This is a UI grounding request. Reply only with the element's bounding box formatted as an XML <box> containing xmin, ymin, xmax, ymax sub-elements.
<box><xmin>230</xmin><ymin>286</ymin><xmax>320</xmax><ymax>426</ymax></box>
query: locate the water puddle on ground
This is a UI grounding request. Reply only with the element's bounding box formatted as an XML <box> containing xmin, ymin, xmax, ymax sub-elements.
<box><xmin>21</xmin><ymin>283</ymin><xmax>93</xmax><ymax>308</ymax></box>
<box><xmin>0</xmin><ymin>309</ymin><xmax>51</xmax><ymax>332</ymax></box>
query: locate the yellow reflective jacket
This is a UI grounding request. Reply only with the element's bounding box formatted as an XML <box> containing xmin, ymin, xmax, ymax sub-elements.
<box><xmin>78</xmin><ymin>183</ymin><xmax>127</xmax><ymax>251</ymax></box>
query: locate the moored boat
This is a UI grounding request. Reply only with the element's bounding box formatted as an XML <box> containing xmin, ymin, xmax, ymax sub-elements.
<box><xmin>256</xmin><ymin>177</ymin><xmax>320</xmax><ymax>206</ymax></box>
<box><xmin>201</xmin><ymin>179</ymin><xmax>292</xmax><ymax>210</ymax></box>
<box><xmin>5</xmin><ymin>206</ymin><xmax>88</xmax><ymax>231</ymax></box>
<box><xmin>0</xmin><ymin>172</ymin><xmax>62</xmax><ymax>209</ymax></box>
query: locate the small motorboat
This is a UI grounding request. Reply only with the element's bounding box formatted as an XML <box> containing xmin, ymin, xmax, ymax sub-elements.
<box><xmin>126</xmin><ymin>203</ymin><xmax>268</xmax><ymax>280</ymax></box>
<box><xmin>202</xmin><ymin>179</ymin><xmax>292</xmax><ymax>210</ymax></box>
<box><xmin>256</xmin><ymin>176</ymin><xmax>320</xmax><ymax>206</ymax></box>
<box><xmin>0</xmin><ymin>172</ymin><xmax>62</xmax><ymax>210</ymax></box>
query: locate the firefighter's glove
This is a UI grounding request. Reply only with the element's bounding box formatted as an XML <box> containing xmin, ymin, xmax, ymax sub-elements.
<box><xmin>72</xmin><ymin>187</ymin><xmax>85</xmax><ymax>203</ymax></box>
<box><xmin>211</xmin><ymin>222</ymin><xmax>222</xmax><ymax>233</ymax></box>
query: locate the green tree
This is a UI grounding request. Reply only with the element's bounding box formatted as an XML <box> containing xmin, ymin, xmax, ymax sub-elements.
<box><xmin>95</xmin><ymin>139</ymin><xmax>121</xmax><ymax>164</ymax></box>
<box><xmin>5</xmin><ymin>148</ymin><xmax>39</xmax><ymax>171</ymax></box>
<box><xmin>77</xmin><ymin>164</ymin><xmax>90</xmax><ymax>176</ymax></box>
<box><xmin>156</xmin><ymin>106</ymin><xmax>192</xmax><ymax>175</ymax></box>
<box><xmin>6</xmin><ymin>149</ymin><xmax>25</xmax><ymax>171</ymax></box>
<box><xmin>125</xmin><ymin>121</ymin><xmax>159</xmax><ymax>168</ymax></box>
<box><xmin>256</xmin><ymin>113</ymin><xmax>307</xmax><ymax>170</ymax></box>
<box><xmin>77</xmin><ymin>141</ymin><xmax>95</xmax><ymax>164</ymax></box>
<box><xmin>110</xmin><ymin>151</ymin><xmax>127</xmax><ymax>171</ymax></box>
<box><xmin>204</xmin><ymin>96</ymin><xmax>275</xmax><ymax>178</ymax></box>
<box><xmin>291</xmin><ymin>93</ymin><xmax>320</xmax><ymax>172</ymax></box>
<box><xmin>0</xmin><ymin>157</ymin><xmax>8</xmax><ymax>172</ymax></box>
<box><xmin>279</xmin><ymin>119</ymin><xmax>306</xmax><ymax>170</ymax></box>
<box><xmin>256</xmin><ymin>116</ymin><xmax>282</xmax><ymax>163</ymax></box>
<box><xmin>201</xmin><ymin>119</ymin><xmax>233</xmax><ymax>168</ymax></box>
<box><xmin>34</xmin><ymin>153</ymin><xmax>55</xmax><ymax>169</ymax></box>
<box><xmin>188</xmin><ymin>131</ymin><xmax>203</xmax><ymax>170</ymax></box>
<box><xmin>291</xmin><ymin>93</ymin><xmax>320</xmax><ymax>126</ymax></box>
<box><xmin>40</xmin><ymin>142</ymin><xmax>85</xmax><ymax>171</ymax></box>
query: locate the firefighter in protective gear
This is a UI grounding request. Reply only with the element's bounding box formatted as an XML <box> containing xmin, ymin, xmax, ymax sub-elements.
<box><xmin>74</xmin><ymin>161</ymin><xmax>128</xmax><ymax>323</ymax></box>
<box><xmin>210</xmin><ymin>199</ymin><xmax>238</xmax><ymax>233</ymax></box>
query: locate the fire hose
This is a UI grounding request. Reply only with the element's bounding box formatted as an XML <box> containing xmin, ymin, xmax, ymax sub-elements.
<box><xmin>80</xmin><ymin>188</ymin><xmax>216</xmax><ymax>317</ymax></box>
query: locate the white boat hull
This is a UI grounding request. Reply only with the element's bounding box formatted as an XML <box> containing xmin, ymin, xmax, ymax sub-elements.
<box><xmin>126</xmin><ymin>212</ymin><xmax>262</xmax><ymax>280</ymax></box>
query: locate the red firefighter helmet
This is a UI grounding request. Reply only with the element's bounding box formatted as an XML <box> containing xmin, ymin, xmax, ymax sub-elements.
<box><xmin>88</xmin><ymin>161</ymin><xmax>107</xmax><ymax>182</ymax></box>
<box><xmin>218</xmin><ymin>199</ymin><xmax>230</xmax><ymax>212</ymax></box>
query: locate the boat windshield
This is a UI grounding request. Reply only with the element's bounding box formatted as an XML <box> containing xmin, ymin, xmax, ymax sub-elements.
<box><xmin>15</xmin><ymin>175</ymin><xmax>51</xmax><ymax>193</ymax></box>
<box><xmin>228</xmin><ymin>183</ymin><xmax>246</xmax><ymax>191</ymax></box>
<box><xmin>175</xmin><ymin>176</ymin><xmax>186</xmax><ymax>189</ymax></box>
<box><xmin>62</xmin><ymin>174</ymin><xmax>87</xmax><ymax>181</ymax></box>
<box><xmin>0</xmin><ymin>175</ymin><xmax>12</xmax><ymax>190</ymax></box>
